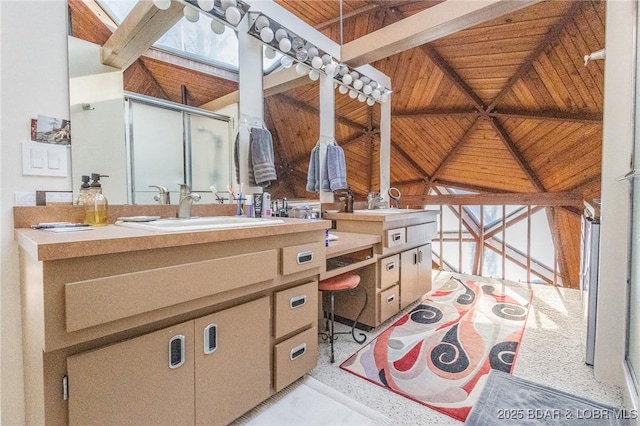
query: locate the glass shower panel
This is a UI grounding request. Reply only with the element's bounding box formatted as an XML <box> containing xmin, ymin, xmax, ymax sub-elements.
<box><xmin>130</xmin><ymin>101</ymin><xmax>184</xmax><ymax>204</ymax></box>
<box><xmin>189</xmin><ymin>114</ymin><xmax>232</xmax><ymax>201</ymax></box>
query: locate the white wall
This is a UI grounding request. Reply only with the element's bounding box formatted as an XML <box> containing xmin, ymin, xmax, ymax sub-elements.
<box><xmin>596</xmin><ymin>0</ymin><xmax>635</xmax><ymax>403</ymax></box>
<box><xmin>0</xmin><ymin>1</ymin><xmax>72</xmax><ymax>424</ymax></box>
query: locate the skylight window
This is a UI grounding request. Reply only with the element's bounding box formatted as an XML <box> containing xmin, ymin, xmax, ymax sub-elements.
<box><xmin>96</xmin><ymin>0</ymin><xmax>281</xmax><ymax>73</ymax></box>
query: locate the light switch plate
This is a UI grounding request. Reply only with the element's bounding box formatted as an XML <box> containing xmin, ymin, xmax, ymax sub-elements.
<box><xmin>22</xmin><ymin>141</ymin><xmax>69</xmax><ymax>177</ymax></box>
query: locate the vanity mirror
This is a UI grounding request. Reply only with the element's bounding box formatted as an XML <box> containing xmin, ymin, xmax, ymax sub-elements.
<box><xmin>67</xmin><ymin>0</ymin><xmax>265</xmax><ymax>205</ymax></box>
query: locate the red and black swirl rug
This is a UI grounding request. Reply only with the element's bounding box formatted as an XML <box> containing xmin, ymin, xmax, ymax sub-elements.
<box><xmin>340</xmin><ymin>276</ymin><xmax>533</xmax><ymax>422</ymax></box>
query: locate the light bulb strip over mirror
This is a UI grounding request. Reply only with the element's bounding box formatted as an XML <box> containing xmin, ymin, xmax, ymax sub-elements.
<box><xmin>161</xmin><ymin>0</ymin><xmax>251</xmax><ymax>30</ymax></box>
<box><xmin>247</xmin><ymin>12</ymin><xmax>391</xmax><ymax>106</ymax></box>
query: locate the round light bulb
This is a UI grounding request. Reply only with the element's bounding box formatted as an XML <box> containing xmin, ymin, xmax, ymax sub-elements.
<box><xmin>275</xmin><ymin>28</ymin><xmax>288</xmax><ymax>42</ymax></box>
<box><xmin>307</xmin><ymin>47</ymin><xmax>319</xmax><ymax>58</ymax></box>
<box><xmin>295</xmin><ymin>48</ymin><xmax>308</xmax><ymax>62</ymax></box>
<box><xmin>350</xmin><ymin>71</ymin><xmax>360</xmax><ymax>81</ymax></box>
<box><xmin>324</xmin><ymin>63</ymin><xmax>336</xmax><ymax>76</ymax></box>
<box><xmin>338</xmin><ymin>64</ymin><xmax>349</xmax><ymax>76</ymax></box>
<box><xmin>279</xmin><ymin>38</ymin><xmax>292</xmax><ymax>53</ymax></box>
<box><xmin>255</xmin><ymin>15</ymin><xmax>270</xmax><ymax>31</ymax></box>
<box><xmin>349</xmin><ymin>89</ymin><xmax>358</xmax><ymax>99</ymax></box>
<box><xmin>295</xmin><ymin>63</ymin><xmax>308</xmax><ymax>75</ymax></box>
<box><xmin>311</xmin><ymin>56</ymin><xmax>323</xmax><ymax>69</ymax></box>
<box><xmin>342</xmin><ymin>74</ymin><xmax>353</xmax><ymax>85</ymax></box>
<box><xmin>210</xmin><ymin>19</ymin><xmax>225</xmax><ymax>35</ymax></box>
<box><xmin>264</xmin><ymin>47</ymin><xmax>276</xmax><ymax>59</ymax></box>
<box><xmin>220</xmin><ymin>0</ymin><xmax>237</xmax><ymax>10</ymax></box>
<box><xmin>183</xmin><ymin>6</ymin><xmax>200</xmax><ymax>22</ymax></box>
<box><xmin>358</xmin><ymin>93</ymin><xmax>366</xmax><ymax>102</ymax></box>
<box><xmin>380</xmin><ymin>93</ymin><xmax>389</xmax><ymax>102</ymax></box>
<box><xmin>309</xmin><ymin>70</ymin><xmax>320</xmax><ymax>81</ymax></box>
<box><xmin>360</xmin><ymin>76</ymin><xmax>370</xmax><ymax>84</ymax></box>
<box><xmin>353</xmin><ymin>79</ymin><xmax>363</xmax><ymax>90</ymax></box>
<box><xmin>322</xmin><ymin>54</ymin><xmax>332</xmax><ymax>65</ymax></box>
<box><xmin>363</xmin><ymin>84</ymin><xmax>372</xmax><ymax>95</ymax></box>
<box><xmin>366</xmin><ymin>98</ymin><xmax>375</xmax><ymax>106</ymax></box>
<box><xmin>338</xmin><ymin>85</ymin><xmax>348</xmax><ymax>94</ymax></box>
<box><xmin>292</xmin><ymin>38</ymin><xmax>305</xmax><ymax>51</ymax></box>
<box><xmin>153</xmin><ymin>0</ymin><xmax>171</xmax><ymax>10</ymax></box>
<box><xmin>260</xmin><ymin>27</ymin><xmax>274</xmax><ymax>43</ymax></box>
<box><xmin>197</xmin><ymin>0</ymin><xmax>214</xmax><ymax>11</ymax></box>
<box><xmin>225</xmin><ymin>6</ymin><xmax>241</xmax><ymax>25</ymax></box>
<box><xmin>280</xmin><ymin>56</ymin><xmax>293</xmax><ymax>68</ymax></box>
<box><xmin>372</xmin><ymin>89</ymin><xmax>381</xmax><ymax>99</ymax></box>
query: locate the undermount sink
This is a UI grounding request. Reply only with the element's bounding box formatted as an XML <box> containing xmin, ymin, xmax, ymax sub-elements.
<box><xmin>353</xmin><ymin>209</ymin><xmax>419</xmax><ymax>214</ymax></box>
<box><xmin>115</xmin><ymin>216</ymin><xmax>284</xmax><ymax>233</ymax></box>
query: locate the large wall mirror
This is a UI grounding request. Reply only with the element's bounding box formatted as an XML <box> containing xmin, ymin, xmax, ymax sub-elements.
<box><xmin>67</xmin><ymin>0</ymin><xmax>256</xmax><ymax>204</ymax></box>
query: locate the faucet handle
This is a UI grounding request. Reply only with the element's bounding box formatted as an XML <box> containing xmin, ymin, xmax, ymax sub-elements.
<box><xmin>178</xmin><ymin>184</ymin><xmax>191</xmax><ymax>195</ymax></box>
<box><xmin>149</xmin><ymin>185</ymin><xmax>170</xmax><ymax>204</ymax></box>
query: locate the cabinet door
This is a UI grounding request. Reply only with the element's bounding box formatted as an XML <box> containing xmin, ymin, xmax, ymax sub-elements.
<box><xmin>417</xmin><ymin>243</ymin><xmax>433</xmax><ymax>296</ymax></box>
<box><xmin>67</xmin><ymin>321</ymin><xmax>195</xmax><ymax>426</ymax></box>
<box><xmin>400</xmin><ymin>248</ymin><xmax>419</xmax><ymax>309</ymax></box>
<box><xmin>194</xmin><ymin>297</ymin><xmax>271</xmax><ymax>425</ymax></box>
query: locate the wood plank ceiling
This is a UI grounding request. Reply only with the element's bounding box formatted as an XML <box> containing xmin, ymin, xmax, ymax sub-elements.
<box><xmin>68</xmin><ymin>0</ymin><xmax>606</xmax><ymax>288</ymax></box>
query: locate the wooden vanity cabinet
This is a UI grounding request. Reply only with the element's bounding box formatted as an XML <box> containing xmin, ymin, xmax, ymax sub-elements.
<box><xmin>399</xmin><ymin>243</ymin><xmax>432</xmax><ymax>309</ymax></box>
<box><xmin>16</xmin><ymin>222</ymin><xmax>327</xmax><ymax>425</ymax></box>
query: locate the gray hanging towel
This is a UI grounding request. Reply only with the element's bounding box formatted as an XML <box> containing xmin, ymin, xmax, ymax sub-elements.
<box><xmin>233</xmin><ymin>132</ymin><xmax>240</xmax><ymax>185</ymax></box>
<box><xmin>327</xmin><ymin>144</ymin><xmax>347</xmax><ymax>191</ymax></box>
<box><xmin>321</xmin><ymin>147</ymin><xmax>330</xmax><ymax>192</ymax></box>
<box><xmin>250</xmin><ymin>127</ymin><xmax>277</xmax><ymax>187</ymax></box>
<box><xmin>306</xmin><ymin>145</ymin><xmax>319</xmax><ymax>192</ymax></box>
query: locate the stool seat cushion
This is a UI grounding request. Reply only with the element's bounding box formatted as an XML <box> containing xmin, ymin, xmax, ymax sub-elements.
<box><xmin>318</xmin><ymin>272</ymin><xmax>360</xmax><ymax>292</ymax></box>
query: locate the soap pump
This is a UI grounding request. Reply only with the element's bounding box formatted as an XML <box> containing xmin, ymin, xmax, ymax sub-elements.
<box><xmin>84</xmin><ymin>173</ymin><xmax>109</xmax><ymax>226</ymax></box>
<box><xmin>73</xmin><ymin>175</ymin><xmax>91</xmax><ymax>206</ymax></box>
<box><xmin>343</xmin><ymin>187</ymin><xmax>354</xmax><ymax>213</ymax></box>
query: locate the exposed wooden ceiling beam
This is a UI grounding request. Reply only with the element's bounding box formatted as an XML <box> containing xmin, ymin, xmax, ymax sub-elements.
<box><xmin>275</xmin><ymin>94</ymin><xmax>367</xmax><ymax>132</ymax></box>
<box><xmin>489</xmin><ymin>117</ymin><xmax>546</xmax><ymax>192</ymax></box>
<box><xmin>394</xmin><ymin>109</ymin><xmax>478</xmax><ymax>118</ymax></box>
<box><xmin>145</xmin><ymin>48</ymin><xmax>239</xmax><ymax>83</ymax></box>
<box><xmin>402</xmin><ymin>191</ymin><xmax>583</xmax><ymax>207</ymax></box>
<box><xmin>101</xmin><ymin>0</ymin><xmax>184</xmax><ymax>70</ymax></box>
<box><xmin>488</xmin><ymin>1</ymin><xmax>585</xmax><ymax>110</ymax></box>
<box><xmin>489</xmin><ymin>109</ymin><xmax>602</xmax><ymax>124</ymax></box>
<box><xmin>341</xmin><ymin>0</ymin><xmax>540</xmax><ymax>66</ymax></box>
<box><xmin>391</xmin><ymin>142</ymin><xmax>432</xmax><ymax>182</ymax></box>
<box><xmin>429</xmin><ymin>118</ymin><xmax>482</xmax><ymax>184</ymax></box>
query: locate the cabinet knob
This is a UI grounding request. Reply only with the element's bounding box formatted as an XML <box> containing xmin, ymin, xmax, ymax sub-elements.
<box><xmin>203</xmin><ymin>324</ymin><xmax>218</xmax><ymax>355</ymax></box>
<box><xmin>169</xmin><ymin>335</ymin><xmax>186</xmax><ymax>369</ymax></box>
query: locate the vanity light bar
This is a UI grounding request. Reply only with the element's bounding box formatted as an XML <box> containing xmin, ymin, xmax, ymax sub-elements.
<box><xmin>173</xmin><ymin>0</ymin><xmax>251</xmax><ymax>28</ymax></box>
<box><xmin>247</xmin><ymin>12</ymin><xmax>391</xmax><ymax>106</ymax></box>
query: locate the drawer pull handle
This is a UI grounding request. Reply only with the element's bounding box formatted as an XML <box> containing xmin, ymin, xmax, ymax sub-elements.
<box><xmin>419</xmin><ymin>249</ymin><xmax>424</xmax><ymax>263</ymax></box>
<box><xmin>203</xmin><ymin>324</ymin><xmax>217</xmax><ymax>355</ymax></box>
<box><xmin>169</xmin><ymin>335</ymin><xmax>186</xmax><ymax>369</ymax></box>
<box><xmin>290</xmin><ymin>343</ymin><xmax>307</xmax><ymax>360</ymax></box>
<box><xmin>297</xmin><ymin>251</ymin><xmax>314</xmax><ymax>264</ymax></box>
<box><xmin>386</xmin><ymin>295</ymin><xmax>396</xmax><ymax>304</ymax></box>
<box><xmin>392</xmin><ymin>233</ymin><xmax>402</xmax><ymax>242</ymax></box>
<box><xmin>290</xmin><ymin>295</ymin><xmax>307</xmax><ymax>309</ymax></box>
<box><xmin>386</xmin><ymin>262</ymin><xmax>396</xmax><ymax>271</ymax></box>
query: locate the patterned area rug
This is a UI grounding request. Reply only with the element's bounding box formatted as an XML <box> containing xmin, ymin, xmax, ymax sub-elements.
<box><xmin>340</xmin><ymin>276</ymin><xmax>533</xmax><ymax>422</ymax></box>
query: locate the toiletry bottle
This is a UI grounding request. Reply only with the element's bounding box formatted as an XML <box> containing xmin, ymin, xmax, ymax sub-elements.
<box><xmin>73</xmin><ymin>175</ymin><xmax>91</xmax><ymax>206</ymax></box>
<box><xmin>263</xmin><ymin>192</ymin><xmax>271</xmax><ymax>217</ymax></box>
<box><xmin>245</xmin><ymin>195</ymin><xmax>254</xmax><ymax>218</ymax></box>
<box><xmin>84</xmin><ymin>173</ymin><xmax>109</xmax><ymax>226</ymax></box>
<box><xmin>344</xmin><ymin>187</ymin><xmax>354</xmax><ymax>213</ymax></box>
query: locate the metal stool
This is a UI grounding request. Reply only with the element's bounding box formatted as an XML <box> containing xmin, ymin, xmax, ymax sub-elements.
<box><xmin>318</xmin><ymin>272</ymin><xmax>368</xmax><ymax>363</ymax></box>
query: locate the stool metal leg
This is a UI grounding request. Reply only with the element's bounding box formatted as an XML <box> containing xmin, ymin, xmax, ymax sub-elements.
<box><xmin>330</xmin><ymin>291</ymin><xmax>336</xmax><ymax>363</ymax></box>
<box><xmin>350</xmin><ymin>286</ymin><xmax>368</xmax><ymax>344</ymax></box>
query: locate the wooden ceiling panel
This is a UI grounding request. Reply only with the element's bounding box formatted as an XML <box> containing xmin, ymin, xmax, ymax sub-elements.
<box><xmin>69</xmin><ymin>0</ymin><xmax>113</xmax><ymax>45</ymax></box>
<box><xmin>554</xmin><ymin>208</ymin><xmax>581</xmax><ymax>289</ymax></box>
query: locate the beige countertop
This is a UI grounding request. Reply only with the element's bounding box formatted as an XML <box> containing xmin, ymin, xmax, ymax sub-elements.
<box><xmin>15</xmin><ymin>218</ymin><xmax>330</xmax><ymax>261</ymax></box>
<box><xmin>326</xmin><ymin>231</ymin><xmax>381</xmax><ymax>258</ymax></box>
<box><xmin>323</xmin><ymin>209</ymin><xmax>438</xmax><ymax>222</ymax></box>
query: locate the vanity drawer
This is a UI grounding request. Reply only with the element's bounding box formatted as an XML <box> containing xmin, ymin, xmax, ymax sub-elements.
<box><xmin>407</xmin><ymin>222</ymin><xmax>438</xmax><ymax>244</ymax></box>
<box><xmin>379</xmin><ymin>284</ymin><xmax>400</xmax><ymax>323</ymax></box>
<box><xmin>384</xmin><ymin>227</ymin><xmax>406</xmax><ymax>249</ymax></box>
<box><xmin>281</xmin><ymin>242</ymin><xmax>324</xmax><ymax>276</ymax></box>
<box><xmin>379</xmin><ymin>254</ymin><xmax>400</xmax><ymax>289</ymax></box>
<box><xmin>273</xmin><ymin>326</ymin><xmax>317</xmax><ymax>392</ymax></box>
<box><xmin>65</xmin><ymin>249</ymin><xmax>277</xmax><ymax>332</ymax></box>
<box><xmin>273</xmin><ymin>281</ymin><xmax>318</xmax><ymax>339</ymax></box>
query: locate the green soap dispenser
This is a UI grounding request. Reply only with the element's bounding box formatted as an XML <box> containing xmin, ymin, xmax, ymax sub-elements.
<box><xmin>73</xmin><ymin>175</ymin><xmax>91</xmax><ymax>206</ymax></box>
<box><xmin>84</xmin><ymin>173</ymin><xmax>109</xmax><ymax>226</ymax></box>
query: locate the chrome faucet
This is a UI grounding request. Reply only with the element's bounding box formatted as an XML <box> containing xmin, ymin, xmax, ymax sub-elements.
<box><xmin>177</xmin><ymin>184</ymin><xmax>201</xmax><ymax>219</ymax></box>
<box><xmin>367</xmin><ymin>192</ymin><xmax>384</xmax><ymax>210</ymax></box>
<box><xmin>149</xmin><ymin>185</ymin><xmax>170</xmax><ymax>205</ymax></box>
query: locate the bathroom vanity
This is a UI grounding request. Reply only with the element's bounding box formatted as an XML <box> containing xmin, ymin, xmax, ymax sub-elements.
<box><xmin>15</xmin><ymin>208</ymin><xmax>328</xmax><ymax>425</ymax></box>
<box><xmin>323</xmin><ymin>209</ymin><xmax>439</xmax><ymax>329</ymax></box>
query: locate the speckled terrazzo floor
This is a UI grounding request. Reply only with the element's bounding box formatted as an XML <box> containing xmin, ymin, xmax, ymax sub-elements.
<box><xmin>305</xmin><ymin>271</ymin><xmax>625</xmax><ymax>425</ymax></box>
